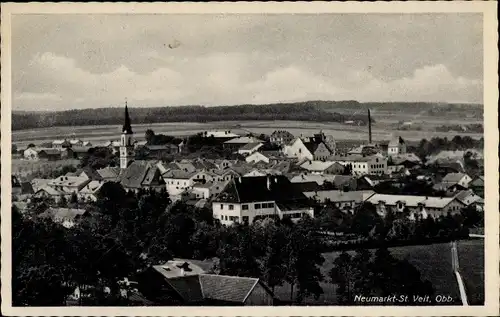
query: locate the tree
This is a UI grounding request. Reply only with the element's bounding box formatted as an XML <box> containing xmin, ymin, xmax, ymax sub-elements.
<box><xmin>145</xmin><ymin>129</ymin><xmax>155</xmax><ymax>144</ymax></box>
<box><xmin>329</xmin><ymin>251</ymin><xmax>355</xmax><ymax>304</ymax></box>
<box><xmin>58</xmin><ymin>195</ymin><xmax>68</xmax><ymax>207</ymax></box>
<box><xmin>351</xmin><ymin>202</ymin><xmax>381</xmax><ymax>236</ymax></box>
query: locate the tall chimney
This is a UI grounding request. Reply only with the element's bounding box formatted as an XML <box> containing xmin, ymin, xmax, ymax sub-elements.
<box><xmin>368</xmin><ymin>109</ymin><xmax>372</xmax><ymax>144</ymax></box>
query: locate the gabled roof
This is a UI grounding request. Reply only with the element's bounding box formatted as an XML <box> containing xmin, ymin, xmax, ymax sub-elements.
<box><xmin>119</xmin><ymin>160</ymin><xmax>161</xmax><ymax>188</ymax></box>
<box><xmin>199</xmin><ymin>274</ymin><xmax>260</xmax><ymax>303</ymax></box>
<box><xmin>270</xmin><ymin>130</ymin><xmax>294</xmax><ymax>138</ymax></box>
<box><xmin>35</xmin><ymin>186</ymin><xmax>64</xmax><ymax>196</ymax></box>
<box><xmin>224</xmin><ymin>136</ymin><xmax>262</xmax><ymax>144</ymax></box>
<box><xmin>214</xmin><ymin>175</ymin><xmax>309</xmax><ymax>203</ymax></box>
<box><xmin>78</xmin><ymin>166</ymin><xmax>103</xmax><ymax>180</ymax></box>
<box><xmin>239</xmin><ymin>142</ymin><xmax>263</xmax><ymax>151</ymax></box>
<box><xmin>96</xmin><ymin>167</ymin><xmax>121</xmax><ymax>180</ymax></box>
<box><xmin>79</xmin><ymin>180</ymin><xmax>105</xmax><ymax>195</ymax></box>
<box><xmin>299</xmin><ymin>160</ymin><xmax>340</xmax><ymax>172</ymax></box>
<box><xmin>442</xmin><ymin>172</ymin><xmax>469</xmax><ymax>184</ymax></box>
<box><xmin>291</xmin><ymin>181</ymin><xmax>323</xmax><ymax>192</ymax></box>
<box><xmin>388</xmin><ymin>136</ymin><xmax>405</xmax><ymax>147</ymax></box>
<box><xmin>162</xmin><ymin>169</ymin><xmax>198</xmax><ymax>180</ymax></box>
<box><xmin>304</xmin><ymin>190</ymin><xmax>375</xmax><ymax>203</ymax></box>
<box><xmin>39</xmin><ymin>149</ymin><xmax>62</xmax><ymax>156</ymax></box>
<box><xmin>365</xmin><ymin>193</ymin><xmax>461</xmax><ymax>209</ymax></box>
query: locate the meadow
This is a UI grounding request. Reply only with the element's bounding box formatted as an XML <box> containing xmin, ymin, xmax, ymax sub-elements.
<box><xmin>273</xmin><ymin>239</ymin><xmax>483</xmax><ymax>305</ymax></box>
<box><xmin>12</xmin><ymin>119</ymin><xmax>483</xmax><ymax>150</ymax></box>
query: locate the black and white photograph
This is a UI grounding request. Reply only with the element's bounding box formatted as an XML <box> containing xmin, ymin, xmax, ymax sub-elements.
<box><xmin>1</xmin><ymin>2</ymin><xmax>498</xmax><ymax>316</ymax></box>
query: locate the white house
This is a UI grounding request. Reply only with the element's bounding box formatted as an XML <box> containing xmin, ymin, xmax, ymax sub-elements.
<box><xmin>387</xmin><ymin>136</ymin><xmax>407</xmax><ymax>156</ymax></box>
<box><xmin>48</xmin><ymin>175</ymin><xmax>91</xmax><ymax>195</ymax></box>
<box><xmin>365</xmin><ymin>193</ymin><xmax>466</xmax><ymax>218</ymax></box>
<box><xmin>52</xmin><ymin>139</ymin><xmax>71</xmax><ymax>149</ymax></box>
<box><xmin>191</xmin><ymin>180</ymin><xmax>230</xmax><ymax>200</ymax></box>
<box><xmin>330</xmin><ymin>154</ymin><xmax>387</xmax><ymax>176</ymax></box>
<box><xmin>441</xmin><ymin>172</ymin><xmax>472</xmax><ymax>188</ymax></box>
<box><xmin>245</xmin><ymin>152</ymin><xmax>270</xmax><ymax>164</ymax></box>
<box><xmin>283</xmin><ymin>138</ymin><xmax>314</xmax><ymax>161</ymax></box>
<box><xmin>162</xmin><ymin>170</ymin><xmax>215</xmax><ymax>198</ymax></box>
<box><xmin>212</xmin><ymin>175</ymin><xmax>314</xmax><ymax>225</ymax></box>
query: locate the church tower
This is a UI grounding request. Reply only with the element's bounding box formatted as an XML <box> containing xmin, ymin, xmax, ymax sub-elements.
<box><xmin>120</xmin><ymin>101</ymin><xmax>135</xmax><ymax>169</ymax></box>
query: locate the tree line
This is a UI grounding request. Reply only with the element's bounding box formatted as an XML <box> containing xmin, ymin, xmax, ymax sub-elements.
<box><xmin>12</xmin><ymin>103</ymin><xmax>371</xmax><ymax>131</ymax></box>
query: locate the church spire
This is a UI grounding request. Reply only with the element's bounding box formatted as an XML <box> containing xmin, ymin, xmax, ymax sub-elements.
<box><xmin>122</xmin><ymin>99</ymin><xmax>133</xmax><ymax>134</ymax></box>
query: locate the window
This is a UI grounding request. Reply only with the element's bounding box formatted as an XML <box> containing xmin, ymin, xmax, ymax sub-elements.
<box><xmin>242</xmin><ymin>204</ymin><xmax>249</xmax><ymax>210</ymax></box>
<box><xmin>242</xmin><ymin>216</ymin><xmax>249</xmax><ymax>223</ymax></box>
<box><xmin>268</xmin><ymin>203</ymin><xmax>275</xmax><ymax>208</ymax></box>
<box><xmin>229</xmin><ymin>204</ymin><xmax>234</xmax><ymax>210</ymax></box>
<box><xmin>220</xmin><ymin>204</ymin><xmax>224</xmax><ymax>210</ymax></box>
<box><xmin>255</xmin><ymin>203</ymin><xmax>261</xmax><ymax>209</ymax></box>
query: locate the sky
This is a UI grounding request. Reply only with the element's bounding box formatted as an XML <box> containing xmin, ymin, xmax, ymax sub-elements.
<box><xmin>11</xmin><ymin>13</ymin><xmax>483</xmax><ymax>111</ymax></box>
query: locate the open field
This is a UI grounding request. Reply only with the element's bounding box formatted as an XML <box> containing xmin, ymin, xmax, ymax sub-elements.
<box><xmin>274</xmin><ymin>239</ymin><xmax>483</xmax><ymax>305</ymax></box>
<box><xmin>12</xmin><ymin>120</ymin><xmax>483</xmax><ymax>150</ymax></box>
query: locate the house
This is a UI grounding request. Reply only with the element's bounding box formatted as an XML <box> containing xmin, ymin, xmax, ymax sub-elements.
<box><xmin>387</xmin><ymin>136</ymin><xmax>407</xmax><ymax>156</ymax></box>
<box><xmin>365</xmin><ymin>193</ymin><xmax>466</xmax><ymax>218</ymax></box>
<box><xmin>468</xmin><ymin>176</ymin><xmax>484</xmax><ymax>198</ymax></box>
<box><xmin>243</xmin><ymin>169</ymin><xmax>268</xmax><ymax>177</ymax></box>
<box><xmin>211</xmin><ymin>169</ymin><xmax>240</xmax><ymax>182</ymax></box>
<box><xmin>191</xmin><ymin>180</ymin><xmax>230</xmax><ymax>199</ymax></box>
<box><xmin>48</xmin><ymin>175</ymin><xmax>91</xmax><ymax>194</ymax></box>
<box><xmin>203</xmin><ymin>130</ymin><xmax>240</xmax><ymax>140</ymax></box>
<box><xmin>52</xmin><ymin>139</ymin><xmax>71</xmax><ymax>149</ymax></box>
<box><xmin>387</xmin><ymin>153</ymin><xmax>422</xmax><ymax>174</ymax></box>
<box><xmin>69</xmin><ymin>146</ymin><xmax>93</xmax><ymax>159</ymax></box>
<box><xmin>212</xmin><ymin>175</ymin><xmax>314</xmax><ymax>225</ymax></box>
<box><xmin>299</xmin><ymin>161</ymin><xmax>345</xmax><ymax>175</ymax></box>
<box><xmin>237</xmin><ymin>142</ymin><xmax>263</xmax><ymax>156</ymax></box>
<box><xmin>441</xmin><ymin>172</ymin><xmax>472</xmax><ymax>188</ymax></box>
<box><xmin>12</xmin><ymin>176</ymin><xmax>34</xmax><ymax>200</ymax></box>
<box><xmin>162</xmin><ymin>169</ymin><xmax>204</xmax><ymax>198</ymax></box>
<box><xmin>330</xmin><ymin>154</ymin><xmax>388</xmax><ymax>175</ymax></box>
<box><xmin>118</xmin><ymin>160</ymin><xmax>165</xmax><ymax>192</ymax></box>
<box><xmin>304</xmin><ymin>190</ymin><xmax>375</xmax><ymax>213</ymax></box>
<box><xmin>73</xmin><ymin>166</ymin><xmax>103</xmax><ymax>181</ymax></box>
<box><xmin>38</xmin><ymin>149</ymin><xmax>63</xmax><ymax>161</ymax></box>
<box><xmin>289</xmin><ymin>174</ymin><xmax>356</xmax><ymax>190</ymax></box>
<box><xmin>96</xmin><ymin>166</ymin><xmax>121</xmax><ymax>182</ymax></box>
<box><xmin>23</xmin><ymin>147</ymin><xmax>41</xmax><ymax>160</ymax></box>
<box><xmin>283</xmin><ymin>138</ymin><xmax>314</xmax><ymax>161</ymax></box>
<box><xmin>78</xmin><ymin>180</ymin><xmax>105</xmax><ymax>202</ymax></box>
<box><xmin>30</xmin><ymin>178</ymin><xmax>52</xmax><ymax>192</ymax></box>
<box><xmin>454</xmin><ymin>189</ymin><xmax>484</xmax><ymax>211</ymax></box>
<box><xmin>69</xmin><ymin>139</ymin><xmax>84</xmax><ymax>147</ymax></box>
<box><xmin>82</xmin><ymin>141</ymin><xmax>93</xmax><ymax>147</ymax></box>
<box><xmin>223</xmin><ymin>136</ymin><xmax>263</xmax><ymax>151</ymax></box>
<box><xmin>270</xmin><ymin>130</ymin><xmax>294</xmax><ymax>146</ymax></box>
<box><xmin>32</xmin><ymin>186</ymin><xmax>66</xmax><ymax>203</ymax></box>
<box><xmin>312</xmin><ymin>142</ymin><xmax>335</xmax><ymax>161</ymax></box>
<box><xmin>38</xmin><ymin>208</ymin><xmax>87</xmax><ymax>229</ymax></box>
<box><xmin>245</xmin><ymin>151</ymin><xmax>289</xmax><ymax>164</ymax></box>
<box><xmin>138</xmin><ymin>259</ymin><xmax>276</xmax><ymax>306</ymax></box>
<box><xmin>144</xmin><ymin>144</ymin><xmax>180</xmax><ymax>157</ymax></box>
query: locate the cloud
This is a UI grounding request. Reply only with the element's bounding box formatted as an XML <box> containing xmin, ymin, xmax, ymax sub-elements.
<box><xmin>13</xmin><ymin>50</ymin><xmax>482</xmax><ymax>111</ymax></box>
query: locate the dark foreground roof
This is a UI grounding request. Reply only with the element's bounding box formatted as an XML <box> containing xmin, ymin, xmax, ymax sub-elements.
<box><xmin>214</xmin><ymin>175</ymin><xmax>309</xmax><ymax>203</ymax></box>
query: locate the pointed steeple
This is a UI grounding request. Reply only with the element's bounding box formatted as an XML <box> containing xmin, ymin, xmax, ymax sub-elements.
<box><xmin>122</xmin><ymin>100</ymin><xmax>133</xmax><ymax>134</ymax></box>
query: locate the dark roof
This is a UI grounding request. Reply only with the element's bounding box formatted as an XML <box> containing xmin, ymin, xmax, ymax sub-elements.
<box><xmin>199</xmin><ymin>274</ymin><xmax>259</xmax><ymax>303</ymax></box>
<box><xmin>167</xmin><ymin>275</ymin><xmax>205</xmax><ymax>303</ymax></box>
<box><xmin>128</xmin><ymin>291</ymin><xmax>155</xmax><ymax>305</ymax></box>
<box><xmin>271</xmin><ymin>130</ymin><xmax>294</xmax><ymax>138</ymax></box>
<box><xmin>239</xmin><ymin>142</ymin><xmax>262</xmax><ymax>151</ymax></box>
<box><xmin>79</xmin><ymin>166</ymin><xmax>103</xmax><ymax>181</ymax></box>
<box><xmin>39</xmin><ymin>149</ymin><xmax>61</xmax><ymax>156</ymax></box>
<box><xmin>119</xmin><ymin>161</ymin><xmax>159</xmax><ymax>188</ymax></box>
<box><xmin>214</xmin><ymin>175</ymin><xmax>309</xmax><ymax>203</ymax></box>
<box><xmin>303</xmin><ymin>141</ymin><xmax>320</xmax><ymax>154</ymax></box>
<box><xmin>97</xmin><ymin>167</ymin><xmax>121</xmax><ymax>180</ymax></box>
<box><xmin>291</xmin><ymin>181</ymin><xmax>322</xmax><ymax>193</ymax></box>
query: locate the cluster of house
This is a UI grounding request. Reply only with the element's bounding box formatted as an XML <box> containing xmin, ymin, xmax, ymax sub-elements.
<box><xmin>12</xmin><ymin>104</ymin><xmax>485</xmax><ymax>229</ymax></box>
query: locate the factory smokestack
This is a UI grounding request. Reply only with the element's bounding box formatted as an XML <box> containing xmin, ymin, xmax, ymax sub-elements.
<box><xmin>368</xmin><ymin>109</ymin><xmax>372</xmax><ymax>144</ymax></box>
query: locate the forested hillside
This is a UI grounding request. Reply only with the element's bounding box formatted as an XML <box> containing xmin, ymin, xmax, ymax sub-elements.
<box><xmin>12</xmin><ymin>101</ymin><xmax>481</xmax><ymax>131</ymax></box>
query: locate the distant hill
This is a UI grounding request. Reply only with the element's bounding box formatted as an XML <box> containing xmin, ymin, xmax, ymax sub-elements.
<box><xmin>12</xmin><ymin>100</ymin><xmax>482</xmax><ymax>131</ymax></box>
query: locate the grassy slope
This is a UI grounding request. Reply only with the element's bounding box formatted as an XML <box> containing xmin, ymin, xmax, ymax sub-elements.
<box><xmin>274</xmin><ymin>240</ymin><xmax>484</xmax><ymax>305</ymax></box>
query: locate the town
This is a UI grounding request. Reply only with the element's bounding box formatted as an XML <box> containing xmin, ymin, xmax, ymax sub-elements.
<box><xmin>11</xmin><ymin>102</ymin><xmax>485</xmax><ymax>306</ymax></box>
